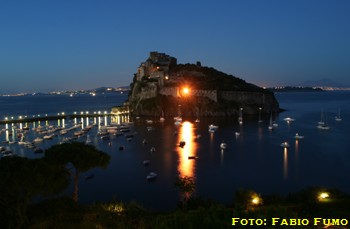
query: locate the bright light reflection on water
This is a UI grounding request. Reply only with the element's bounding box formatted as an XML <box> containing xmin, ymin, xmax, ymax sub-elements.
<box><xmin>283</xmin><ymin>148</ymin><xmax>288</xmax><ymax>179</ymax></box>
<box><xmin>177</xmin><ymin>121</ymin><xmax>197</xmax><ymax>179</ymax></box>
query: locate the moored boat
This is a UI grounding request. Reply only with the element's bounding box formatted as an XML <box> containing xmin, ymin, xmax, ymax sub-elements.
<box><xmin>146</xmin><ymin>172</ymin><xmax>157</xmax><ymax>181</ymax></box>
<box><xmin>220</xmin><ymin>142</ymin><xmax>227</xmax><ymax>150</ymax></box>
<box><xmin>280</xmin><ymin>142</ymin><xmax>290</xmax><ymax>148</ymax></box>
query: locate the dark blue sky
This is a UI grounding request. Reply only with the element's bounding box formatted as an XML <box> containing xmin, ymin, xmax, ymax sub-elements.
<box><xmin>1</xmin><ymin>0</ymin><xmax>350</xmax><ymax>93</ymax></box>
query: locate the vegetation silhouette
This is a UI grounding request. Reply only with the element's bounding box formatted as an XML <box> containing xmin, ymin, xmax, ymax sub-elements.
<box><xmin>45</xmin><ymin>142</ymin><xmax>110</xmax><ymax>203</ymax></box>
<box><xmin>0</xmin><ymin>156</ymin><xmax>69</xmax><ymax>228</ymax></box>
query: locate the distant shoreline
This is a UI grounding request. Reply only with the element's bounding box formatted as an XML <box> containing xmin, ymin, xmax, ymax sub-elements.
<box><xmin>268</xmin><ymin>86</ymin><xmax>323</xmax><ymax>92</ymax></box>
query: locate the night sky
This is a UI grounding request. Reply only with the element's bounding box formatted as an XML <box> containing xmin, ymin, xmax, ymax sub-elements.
<box><xmin>1</xmin><ymin>0</ymin><xmax>350</xmax><ymax>93</ymax></box>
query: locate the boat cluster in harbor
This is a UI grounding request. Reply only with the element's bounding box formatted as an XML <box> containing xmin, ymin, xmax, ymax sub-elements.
<box><xmin>0</xmin><ymin>117</ymin><xmax>135</xmax><ymax>159</ymax></box>
<box><xmin>1</xmin><ymin>107</ymin><xmax>345</xmax><ymax>182</ymax></box>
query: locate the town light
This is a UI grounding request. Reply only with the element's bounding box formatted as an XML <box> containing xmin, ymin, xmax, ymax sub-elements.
<box><xmin>251</xmin><ymin>195</ymin><xmax>261</xmax><ymax>205</ymax></box>
<box><xmin>318</xmin><ymin>192</ymin><xmax>329</xmax><ymax>201</ymax></box>
<box><xmin>182</xmin><ymin>87</ymin><xmax>190</xmax><ymax>95</ymax></box>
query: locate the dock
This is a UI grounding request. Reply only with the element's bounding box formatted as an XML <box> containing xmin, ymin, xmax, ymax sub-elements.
<box><xmin>0</xmin><ymin>106</ymin><xmax>129</xmax><ymax>125</ymax></box>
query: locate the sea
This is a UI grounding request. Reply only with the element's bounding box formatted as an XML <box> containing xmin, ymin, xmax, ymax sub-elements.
<box><xmin>1</xmin><ymin>91</ymin><xmax>349</xmax><ymax>211</ymax></box>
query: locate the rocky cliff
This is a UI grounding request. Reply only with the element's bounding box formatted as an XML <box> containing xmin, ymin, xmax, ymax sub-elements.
<box><xmin>128</xmin><ymin>52</ymin><xmax>279</xmax><ymax>117</ymax></box>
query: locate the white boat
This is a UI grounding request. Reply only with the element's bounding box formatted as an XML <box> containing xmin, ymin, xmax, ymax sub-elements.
<box><xmin>18</xmin><ymin>140</ymin><xmax>25</xmax><ymax>145</ymax></box>
<box><xmin>268</xmin><ymin>114</ymin><xmax>274</xmax><ymax>131</ymax></box>
<box><xmin>335</xmin><ymin>109</ymin><xmax>342</xmax><ymax>122</ymax></box>
<box><xmin>24</xmin><ymin>142</ymin><xmax>34</xmax><ymax>148</ymax></box>
<box><xmin>33</xmin><ymin>137</ymin><xmax>44</xmax><ymax>143</ymax></box>
<box><xmin>294</xmin><ymin>133</ymin><xmax>304</xmax><ymax>139</ymax></box>
<box><xmin>174</xmin><ymin>116</ymin><xmax>182</xmax><ymax>122</ymax></box>
<box><xmin>143</xmin><ymin>160</ymin><xmax>150</xmax><ymax>166</ymax></box>
<box><xmin>283</xmin><ymin>117</ymin><xmax>295</xmax><ymax>122</ymax></box>
<box><xmin>280</xmin><ymin>142</ymin><xmax>290</xmax><ymax>148</ymax></box>
<box><xmin>146</xmin><ymin>120</ymin><xmax>153</xmax><ymax>124</ymax></box>
<box><xmin>208</xmin><ymin>124</ymin><xmax>219</xmax><ymax>132</ymax></box>
<box><xmin>146</xmin><ymin>172</ymin><xmax>157</xmax><ymax>180</ymax></box>
<box><xmin>74</xmin><ymin>131</ymin><xmax>85</xmax><ymax>136</ymax></box>
<box><xmin>85</xmin><ymin>135</ymin><xmax>92</xmax><ymax>144</ymax></box>
<box><xmin>238</xmin><ymin>108</ymin><xmax>243</xmax><ymax>125</ymax></box>
<box><xmin>318</xmin><ymin>109</ymin><xmax>325</xmax><ymax>125</ymax></box>
<box><xmin>174</xmin><ymin>116</ymin><xmax>182</xmax><ymax>125</ymax></box>
<box><xmin>317</xmin><ymin>123</ymin><xmax>331</xmax><ymax>130</ymax></box>
<box><xmin>150</xmin><ymin>147</ymin><xmax>156</xmax><ymax>153</ymax></box>
<box><xmin>43</xmin><ymin>134</ymin><xmax>54</xmax><ymax>140</ymax></box>
<box><xmin>220</xmin><ymin>142</ymin><xmax>227</xmax><ymax>149</ymax></box>
<box><xmin>317</xmin><ymin>110</ymin><xmax>330</xmax><ymax>129</ymax></box>
<box><xmin>159</xmin><ymin>110</ymin><xmax>165</xmax><ymax>122</ymax></box>
<box><xmin>235</xmin><ymin>132</ymin><xmax>240</xmax><ymax>137</ymax></box>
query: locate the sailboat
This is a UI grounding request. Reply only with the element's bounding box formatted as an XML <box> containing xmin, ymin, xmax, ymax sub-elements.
<box><xmin>238</xmin><ymin>108</ymin><xmax>243</xmax><ymax>125</ymax></box>
<box><xmin>258</xmin><ymin>108</ymin><xmax>263</xmax><ymax>123</ymax></box>
<box><xmin>317</xmin><ymin>110</ymin><xmax>330</xmax><ymax>130</ymax></box>
<box><xmin>268</xmin><ymin>113</ymin><xmax>273</xmax><ymax>131</ymax></box>
<box><xmin>335</xmin><ymin>109</ymin><xmax>342</xmax><ymax>122</ymax></box>
<box><xmin>318</xmin><ymin>109</ymin><xmax>325</xmax><ymax>125</ymax></box>
<box><xmin>195</xmin><ymin>108</ymin><xmax>200</xmax><ymax>123</ymax></box>
<box><xmin>159</xmin><ymin>110</ymin><xmax>165</xmax><ymax>122</ymax></box>
<box><xmin>85</xmin><ymin>134</ymin><xmax>92</xmax><ymax>144</ymax></box>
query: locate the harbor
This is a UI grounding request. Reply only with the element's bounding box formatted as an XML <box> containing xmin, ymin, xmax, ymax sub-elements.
<box><xmin>0</xmin><ymin>105</ymin><xmax>129</xmax><ymax>124</ymax></box>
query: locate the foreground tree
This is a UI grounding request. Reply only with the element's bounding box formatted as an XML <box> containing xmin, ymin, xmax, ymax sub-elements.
<box><xmin>45</xmin><ymin>142</ymin><xmax>110</xmax><ymax>202</ymax></box>
<box><xmin>0</xmin><ymin>156</ymin><xmax>69</xmax><ymax>229</ymax></box>
<box><xmin>175</xmin><ymin>176</ymin><xmax>195</xmax><ymax>209</ymax></box>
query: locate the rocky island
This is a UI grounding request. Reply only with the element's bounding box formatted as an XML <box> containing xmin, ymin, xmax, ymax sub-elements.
<box><xmin>127</xmin><ymin>52</ymin><xmax>279</xmax><ymax>117</ymax></box>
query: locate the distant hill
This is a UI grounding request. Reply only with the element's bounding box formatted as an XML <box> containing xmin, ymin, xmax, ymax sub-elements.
<box><xmin>299</xmin><ymin>78</ymin><xmax>348</xmax><ymax>88</ymax></box>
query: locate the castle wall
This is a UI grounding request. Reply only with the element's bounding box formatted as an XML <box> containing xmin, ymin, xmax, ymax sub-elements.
<box><xmin>220</xmin><ymin>91</ymin><xmax>278</xmax><ymax>113</ymax></box>
<box><xmin>192</xmin><ymin>90</ymin><xmax>217</xmax><ymax>102</ymax></box>
<box><xmin>159</xmin><ymin>87</ymin><xmax>178</xmax><ymax>97</ymax></box>
<box><xmin>221</xmin><ymin>91</ymin><xmax>264</xmax><ymax>103</ymax></box>
<box><xmin>159</xmin><ymin>87</ymin><xmax>217</xmax><ymax>102</ymax></box>
<box><xmin>140</xmin><ymin>83</ymin><xmax>158</xmax><ymax>99</ymax></box>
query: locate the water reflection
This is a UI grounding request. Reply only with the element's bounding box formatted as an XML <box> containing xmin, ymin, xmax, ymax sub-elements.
<box><xmin>283</xmin><ymin>148</ymin><xmax>288</xmax><ymax>179</ymax></box>
<box><xmin>295</xmin><ymin>140</ymin><xmax>299</xmax><ymax>160</ymax></box>
<box><xmin>177</xmin><ymin>121</ymin><xmax>197</xmax><ymax>179</ymax></box>
<box><xmin>221</xmin><ymin>149</ymin><xmax>225</xmax><ymax>165</ymax></box>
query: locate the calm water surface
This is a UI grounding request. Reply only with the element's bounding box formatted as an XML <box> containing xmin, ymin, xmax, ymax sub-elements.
<box><xmin>1</xmin><ymin>91</ymin><xmax>349</xmax><ymax>211</ymax></box>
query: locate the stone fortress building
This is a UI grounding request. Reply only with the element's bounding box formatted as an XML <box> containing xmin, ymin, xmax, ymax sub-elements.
<box><xmin>129</xmin><ymin>51</ymin><xmax>279</xmax><ymax>116</ymax></box>
<box><xmin>136</xmin><ymin>51</ymin><xmax>177</xmax><ymax>87</ymax></box>
<box><xmin>135</xmin><ymin>51</ymin><xmax>218</xmax><ymax>102</ymax></box>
